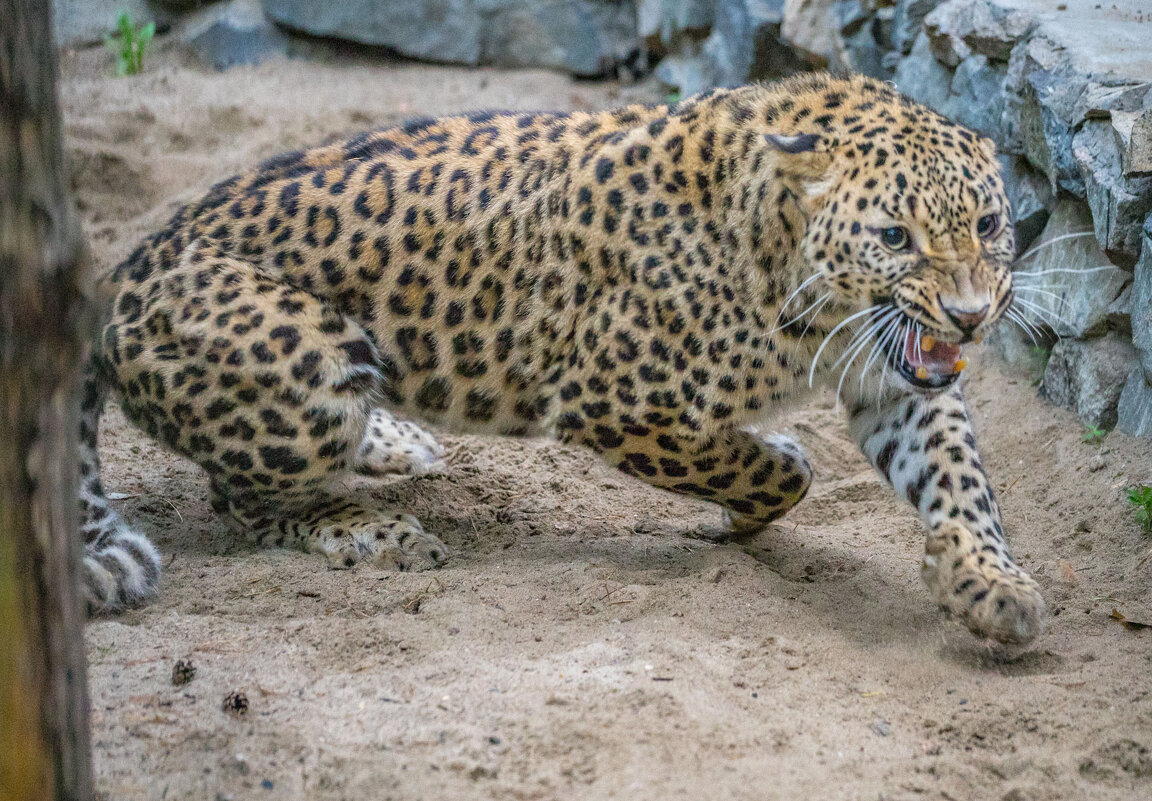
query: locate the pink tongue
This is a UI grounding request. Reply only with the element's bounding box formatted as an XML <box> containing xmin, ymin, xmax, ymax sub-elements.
<box><xmin>903</xmin><ymin>330</ymin><xmax>961</xmax><ymax>373</ymax></box>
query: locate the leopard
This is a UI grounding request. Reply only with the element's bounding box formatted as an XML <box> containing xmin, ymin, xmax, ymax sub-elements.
<box><xmin>79</xmin><ymin>72</ymin><xmax>1045</xmax><ymax>645</ymax></box>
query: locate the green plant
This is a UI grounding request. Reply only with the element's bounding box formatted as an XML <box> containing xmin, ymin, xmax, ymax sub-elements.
<box><xmin>1082</xmin><ymin>424</ymin><xmax>1107</xmax><ymax>444</ymax></box>
<box><xmin>105</xmin><ymin>11</ymin><xmax>154</xmax><ymax>76</ymax></box>
<box><xmin>1028</xmin><ymin>345</ymin><xmax>1051</xmax><ymax>387</ymax></box>
<box><xmin>1128</xmin><ymin>485</ymin><xmax>1152</xmax><ymax>534</ymax></box>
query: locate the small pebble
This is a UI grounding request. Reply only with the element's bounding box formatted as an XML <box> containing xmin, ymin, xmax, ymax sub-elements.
<box><xmin>222</xmin><ymin>691</ymin><xmax>249</xmax><ymax>716</ymax></box>
<box><xmin>171</xmin><ymin>659</ymin><xmax>196</xmax><ymax>686</ymax></box>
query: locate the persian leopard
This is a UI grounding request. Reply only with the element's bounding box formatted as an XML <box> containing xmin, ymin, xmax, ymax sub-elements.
<box><xmin>80</xmin><ymin>72</ymin><xmax>1045</xmax><ymax>645</ymax></box>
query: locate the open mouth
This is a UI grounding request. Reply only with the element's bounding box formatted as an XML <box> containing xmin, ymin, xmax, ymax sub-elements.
<box><xmin>886</xmin><ymin>326</ymin><xmax>966</xmax><ymax>390</ymax></box>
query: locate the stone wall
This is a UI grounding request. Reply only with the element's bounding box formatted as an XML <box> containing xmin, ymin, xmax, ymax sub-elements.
<box><xmin>55</xmin><ymin>0</ymin><xmax>1152</xmax><ymax>435</ymax></box>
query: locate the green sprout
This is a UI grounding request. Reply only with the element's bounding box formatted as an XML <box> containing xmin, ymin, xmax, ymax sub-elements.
<box><xmin>105</xmin><ymin>11</ymin><xmax>154</xmax><ymax>76</ymax></box>
<box><xmin>1082</xmin><ymin>424</ymin><xmax>1107</xmax><ymax>444</ymax></box>
<box><xmin>1128</xmin><ymin>485</ymin><xmax>1152</xmax><ymax>534</ymax></box>
<box><xmin>1028</xmin><ymin>345</ymin><xmax>1051</xmax><ymax>387</ymax></box>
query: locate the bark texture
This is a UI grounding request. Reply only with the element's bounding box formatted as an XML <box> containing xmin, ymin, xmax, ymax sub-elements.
<box><xmin>0</xmin><ymin>0</ymin><xmax>95</xmax><ymax>799</ymax></box>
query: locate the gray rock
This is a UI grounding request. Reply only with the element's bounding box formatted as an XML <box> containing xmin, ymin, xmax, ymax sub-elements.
<box><xmin>1121</xmin><ymin>109</ymin><xmax>1152</xmax><ymax>177</ymax></box>
<box><xmin>184</xmin><ymin>0</ymin><xmax>288</xmax><ymax>70</ymax></box>
<box><xmin>260</xmin><ymin>0</ymin><xmax>636</xmax><ymax>77</ymax></box>
<box><xmin>656</xmin><ymin>1</ymin><xmax>807</xmax><ymax>94</ymax></box>
<box><xmin>999</xmin><ymin>6</ymin><xmax>1152</xmax><ymax>198</ymax></box>
<box><xmin>781</xmin><ymin>0</ymin><xmax>850</xmax><ymax>69</ymax></box>
<box><xmin>153</xmin><ymin>0</ymin><xmax>215</xmax><ymax>9</ymax></box>
<box><xmin>922</xmin><ymin>0</ymin><xmax>1033</xmax><ymax>67</ymax></box>
<box><xmin>1118</xmin><ymin>368</ymin><xmax>1152</xmax><ymax>439</ymax></box>
<box><xmin>945</xmin><ymin>54</ymin><xmax>1006</xmax><ymax>142</ymax></box>
<box><xmin>998</xmin><ymin>154</ymin><xmax>1051</xmax><ymax>255</ymax></box>
<box><xmin>54</xmin><ymin>0</ymin><xmax>168</xmax><ymax>48</ymax></box>
<box><xmin>839</xmin><ymin>4</ymin><xmax>895</xmax><ymax>79</ymax></box>
<box><xmin>482</xmin><ymin>0</ymin><xmax>637</xmax><ymax>75</ymax></box>
<box><xmin>1107</xmin><ymin>283</ymin><xmax>1133</xmax><ymax>335</ymax></box>
<box><xmin>661</xmin><ymin>0</ymin><xmax>756</xmax><ymax>93</ymax></box>
<box><xmin>1131</xmin><ymin>218</ymin><xmax>1152</xmax><ymax>383</ymax></box>
<box><xmin>1073</xmin><ymin>119</ymin><xmax>1152</xmax><ymax>268</ymax></box>
<box><xmin>892</xmin><ymin>31</ymin><xmax>951</xmax><ymax>111</ymax></box>
<box><xmin>638</xmin><ymin>0</ymin><xmax>715</xmax><ymax>42</ymax></box>
<box><xmin>1001</xmin><ymin>35</ymin><xmax>1089</xmax><ymax>197</ymax></box>
<box><xmin>891</xmin><ymin>0</ymin><xmax>941</xmax><ymax>55</ymax></box>
<box><xmin>1041</xmin><ymin>332</ymin><xmax>1136</xmax><ymax>430</ymax></box>
<box><xmin>896</xmin><ymin>30</ymin><xmax>1010</xmax><ymax>145</ymax></box>
<box><xmin>1010</xmin><ymin>200</ymin><xmax>1130</xmax><ymax>340</ymax></box>
<box><xmin>748</xmin><ymin>0</ymin><xmax>809</xmax><ymax>80</ymax></box>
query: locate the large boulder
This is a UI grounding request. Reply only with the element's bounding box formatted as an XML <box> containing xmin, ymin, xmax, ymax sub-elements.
<box><xmin>655</xmin><ymin>0</ymin><xmax>809</xmax><ymax>95</ymax></box>
<box><xmin>1118</xmin><ymin>368</ymin><xmax>1152</xmax><ymax>438</ymax></box>
<box><xmin>998</xmin><ymin>154</ymin><xmax>1051</xmax><ymax>255</ymax></box>
<box><xmin>1041</xmin><ymin>332</ymin><xmax>1136</xmax><ymax>430</ymax></box>
<box><xmin>1073</xmin><ymin>119</ymin><xmax>1152</xmax><ymax>268</ymax></box>
<box><xmin>781</xmin><ymin>0</ymin><xmax>850</xmax><ymax>69</ymax></box>
<box><xmin>260</xmin><ymin>0</ymin><xmax>637</xmax><ymax>77</ymax></box>
<box><xmin>1131</xmin><ymin>217</ymin><xmax>1152</xmax><ymax>384</ymax></box>
<box><xmin>183</xmin><ymin>0</ymin><xmax>289</xmax><ymax>70</ymax></box>
<box><xmin>921</xmin><ymin>0</ymin><xmax>1033</xmax><ymax>67</ymax></box>
<box><xmin>1010</xmin><ymin>200</ymin><xmax>1130</xmax><ymax>340</ymax></box>
<box><xmin>1000</xmin><ymin>6</ymin><xmax>1152</xmax><ymax>204</ymax></box>
<box><xmin>891</xmin><ymin>0</ymin><xmax>942</xmax><ymax>56</ymax></box>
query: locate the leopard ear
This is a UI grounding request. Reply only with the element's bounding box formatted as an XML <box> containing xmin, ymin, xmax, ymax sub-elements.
<box><xmin>765</xmin><ymin>133</ymin><xmax>834</xmax><ymax>209</ymax></box>
<box><xmin>765</xmin><ymin>133</ymin><xmax>822</xmax><ymax>154</ymax></box>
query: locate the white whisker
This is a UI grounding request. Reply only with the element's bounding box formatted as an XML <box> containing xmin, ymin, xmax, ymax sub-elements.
<box><xmin>770</xmin><ymin>291</ymin><xmax>831</xmax><ymax>334</ymax></box>
<box><xmin>835</xmin><ymin>312</ymin><xmax>896</xmax><ymax>409</ymax></box>
<box><xmin>1013</xmin><ymin>230</ymin><xmax>1096</xmax><ymax>263</ymax></box>
<box><xmin>861</xmin><ymin>313</ymin><xmax>903</xmax><ymax>394</ymax></box>
<box><xmin>833</xmin><ymin>308</ymin><xmax>898</xmax><ymax>369</ymax></box>
<box><xmin>807</xmin><ymin>304</ymin><xmax>883</xmax><ymax>388</ymax></box>
<box><xmin>1013</xmin><ymin>264</ymin><xmax>1118</xmax><ymax>278</ymax></box>
<box><xmin>876</xmin><ymin>317</ymin><xmax>907</xmax><ymax>408</ymax></box>
<box><xmin>1004</xmin><ymin>309</ymin><xmax>1040</xmax><ymax>345</ymax></box>
<box><xmin>771</xmin><ymin>273</ymin><xmax>822</xmax><ymax>328</ymax></box>
<box><xmin>1013</xmin><ymin>297</ymin><xmax>1063</xmax><ymax>329</ymax></box>
<box><xmin>797</xmin><ymin>295</ymin><xmax>834</xmax><ymax>340</ymax></box>
<box><xmin>1011</xmin><ymin>286</ymin><xmax>1070</xmax><ymax>305</ymax></box>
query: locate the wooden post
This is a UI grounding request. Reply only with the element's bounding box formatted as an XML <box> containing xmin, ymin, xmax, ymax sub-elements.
<box><xmin>0</xmin><ymin>1</ymin><xmax>95</xmax><ymax>799</ymax></box>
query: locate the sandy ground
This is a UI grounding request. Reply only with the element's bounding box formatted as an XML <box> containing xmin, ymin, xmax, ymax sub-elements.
<box><xmin>59</xmin><ymin>41</ymin><xmax>1152</xmax><ymax>801</ymax></box>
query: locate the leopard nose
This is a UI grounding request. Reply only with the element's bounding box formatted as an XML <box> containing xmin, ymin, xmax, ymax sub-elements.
<box><xmin>942</xmin><ymin>302</ymin><xmax>990</xmax><ymax>336</ymax></box>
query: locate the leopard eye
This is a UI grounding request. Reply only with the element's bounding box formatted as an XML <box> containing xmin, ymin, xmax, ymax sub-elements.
<box><xmin>976</xmin><ymin>213</ymin><xmax>999</xmax><ymax>239</ymax></box>
<box><xmin>880</xmin><ymin>226</ymin><xmax>911</xmax><ymax>252</ymax></box>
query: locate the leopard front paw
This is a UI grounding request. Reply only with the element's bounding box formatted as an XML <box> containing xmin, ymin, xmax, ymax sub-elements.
<box><xmin>921</xmin><ymin>522</ymin><xmax>1045</xmax><ymax>645</ymax></box>
<box><xmin>315</xmin><ymin>512</ymin><xmax>449</xmax><ymax>572</ymax></box>
<box><xmin>722</xmin><ymin>507</ymin><xmax>772</xmax><ymax>535</ymax></box>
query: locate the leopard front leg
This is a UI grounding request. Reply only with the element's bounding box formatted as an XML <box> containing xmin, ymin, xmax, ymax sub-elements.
<box><xmin>846</xmin><ymin>387</ymin><xmax>1045</xmax><ymax>645</ymax></box>
<box><xmin>579</xmin><ymin>426</ymin><xmax>813</xmax><ymax>533</ymax></box>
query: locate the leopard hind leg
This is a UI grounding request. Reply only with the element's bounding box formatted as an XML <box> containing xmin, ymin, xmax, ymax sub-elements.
<box><xmin>77</xmin><ymin>364</ymin><xmax>163</xmax><ymax>614</ymax></box>
<box><xmin>106</xmin><ymin>240</ymin><xmax>448</xmax><ymax>573</ymax></box>
<box><xmin>354</xmin><ymin>408</ymin><xmax>444</xmax><ymax>477</ymax></box>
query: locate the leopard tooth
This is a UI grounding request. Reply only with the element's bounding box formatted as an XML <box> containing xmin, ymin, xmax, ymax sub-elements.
<box><xmin>920</xmin><ymin>335</ymin><xmax>935</xmax><ymax>351</ymax></box>
<box><xmin>915</xmin><ymin>366</ymin><xmax>929</xmax><ymax>380</ymax></box>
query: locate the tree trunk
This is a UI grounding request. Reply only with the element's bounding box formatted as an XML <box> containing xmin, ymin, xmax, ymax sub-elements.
<box><xmin>0</xmin><ymin>1</ymin><xmax>95</xmax><ymax>799</ymax></box>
